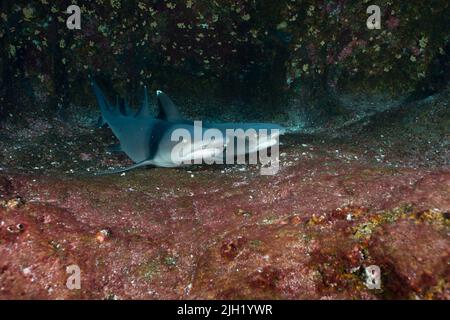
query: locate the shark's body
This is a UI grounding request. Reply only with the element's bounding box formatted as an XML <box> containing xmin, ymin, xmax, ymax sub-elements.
<box><xmin>92</xmin><ymin>82</ymin><xmax>285</xmax><ymax>173</ymax></box>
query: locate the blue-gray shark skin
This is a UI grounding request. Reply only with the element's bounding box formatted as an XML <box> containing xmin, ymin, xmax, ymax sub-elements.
<box><xmin>92</xmin><ymin>82</ymin><xmax>285</xmax><ymax>173</ymax></box>
<box><xmin>92</xmin><ymin>82</ymin><xmax>227</xmax><ymax>173</ymax></box>
<box><xmin>155</xmin><ymin>91</ymin><xmax>286</xmax><ymax>158</ymax></box>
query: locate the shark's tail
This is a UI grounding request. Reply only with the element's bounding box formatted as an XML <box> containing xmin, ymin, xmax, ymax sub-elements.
<box><xmin>135</xmin><ymin>86</ymin><xmax>152</xmax><ymax>118</ymax></box>
<box><xmin>91</xmin><ymin>80</ymin><xmax>117</xmax><ymax>121</ymax></box>
<box><xmin>92</xmin><ymin>80</ymin><xmax>153</xmax><ymax>120</ymax></box>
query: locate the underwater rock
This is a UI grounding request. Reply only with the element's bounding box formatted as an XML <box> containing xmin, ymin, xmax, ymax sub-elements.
<box><xmin>0</xmin><ymin>0</ymin><xmax>449</xmax><ymax>302</ymax></box>
<box><xmin>0</xmin><ymin>176</ymin><xmax>13</xmax><ymax>200</ymax></box>
<box><xmin>80</xmin><ymin>153</ymin><xmax>93</xmax><ymax>162</ymax></box>
<box><xmin>0</xmin><ymin>93</ymin><xmax>448</xmax><ymax>299</ymax></box>
<box><xmin>95</xmin><ymin>228</ymin><xmax>112</xmax><ymax>243</ymax></box>
<box><xmin>190</xmin><ymin>221</ymin><xmax>378</xmax><ymax>300</ymax></box>
<box><xmin>0</xmin><ymin>160</ymin><xmax>448</xmax><ymax>299</ymax></box>
<box><xmin>369</xmin><ymin>218</ymin><xmax>450</xmax><ymax>298</ymax></box>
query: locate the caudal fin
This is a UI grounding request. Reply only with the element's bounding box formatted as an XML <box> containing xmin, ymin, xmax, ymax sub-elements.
<box><xmin>135</xmin><ymin>86</ymin><xmax>152</xmax><ymax>118</ymax></box>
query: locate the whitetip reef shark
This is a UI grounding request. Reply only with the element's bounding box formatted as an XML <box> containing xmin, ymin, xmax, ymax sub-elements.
<box><xmin>92</xmin><ymin>81</ymin><xmax>285</xmax><ymax>174</ymax></box>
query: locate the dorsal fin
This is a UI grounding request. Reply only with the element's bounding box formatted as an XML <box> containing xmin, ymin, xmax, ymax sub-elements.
<box><xmin>156</xmin><ymin>90</ymin><xmax>182</xmax><ymax>121</ymax></box>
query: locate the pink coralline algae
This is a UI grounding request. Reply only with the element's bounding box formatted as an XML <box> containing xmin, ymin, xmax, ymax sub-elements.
<box><xmin>386</xmin><ymin>16</ymin><xmax>400</xmax><ymax>30</ymax></box>
<box><xmin>0</xmin><ymin>153</ymin><xmax>448</xmax><ymax>299</ymax></box>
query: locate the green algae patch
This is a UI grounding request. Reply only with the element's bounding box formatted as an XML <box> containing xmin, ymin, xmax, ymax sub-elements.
<box><xmin>353</xmin><ymin>204</ymin><xmax>414</xmax><ymax>240</ymax></box>
<box><xmin>139</xmin><ymin>258</ymin><xmax>162</xmax><ymax>282</ymax></box>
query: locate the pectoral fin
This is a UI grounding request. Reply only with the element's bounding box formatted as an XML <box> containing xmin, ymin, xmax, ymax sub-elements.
<box><xmin>95</xmin><ymin>159</ymin><xmax>156</xmax><ymax>175</ymax></box>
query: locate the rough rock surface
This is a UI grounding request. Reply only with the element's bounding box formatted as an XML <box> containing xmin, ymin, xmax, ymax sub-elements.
<box><xmin>370</xmin><ymin>218</ymin><xmax>449</xmax><ymax>299</ymax></box>
<box><xmin>0</xmin><ymin>91</ymin><xmax>449</xmax><ymax>300</ymax></box>
<box><xmin>0</xmin><ymin>149</ymin><xmax>448</xmax><ymax>299</ymax></box>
